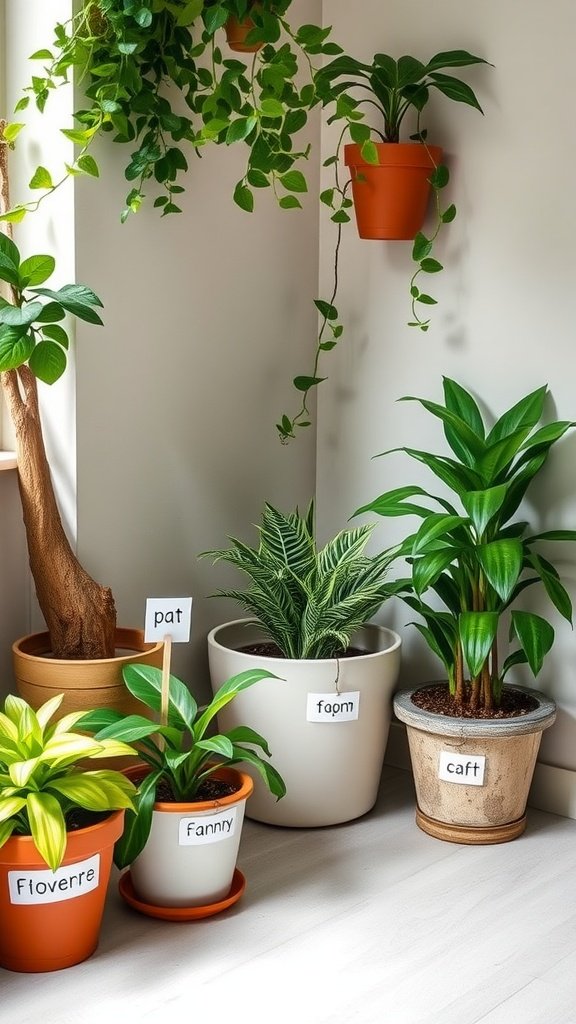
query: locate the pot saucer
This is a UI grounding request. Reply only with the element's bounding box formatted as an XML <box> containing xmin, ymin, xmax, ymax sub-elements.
<box><xmin>118</xmin><ymin>867</ymin><xmax>246</xmax><ymax>921</ymax></box>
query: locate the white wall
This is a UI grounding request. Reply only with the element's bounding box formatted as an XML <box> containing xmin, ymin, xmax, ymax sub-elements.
<box><xmin>74</xmin><ymin>0</ymin><xmax>319</xmax><ymax>688</ymax></box>
<box><xmin>316</xmin><ymin>0</ymin><xmax>576</xmax><ymax>778</ymax></box>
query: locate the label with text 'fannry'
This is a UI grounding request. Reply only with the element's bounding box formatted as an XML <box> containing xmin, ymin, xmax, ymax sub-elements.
<box><xmin>8</xmin><ymin>854</ymin><xmax>100</xmax><ymax>905</ymax></box>
<box><xmin>439</xmin><ymin>751</ymin><xmax>486</xmax><ymax>786</ymax></box>
<box><xmin>179</xmin><ymin>806</ymin><xmax>238</xmax><ymax>846</ymax></box>
<box><xmin>306</xmin><ymin>692</ymin><xmax>360</xmax><ymax>723</ymax></box>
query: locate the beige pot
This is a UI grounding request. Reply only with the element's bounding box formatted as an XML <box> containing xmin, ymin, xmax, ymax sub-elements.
<box><xmin>13</xmin><ymin>628</ymin><xmax>164</xmax><ymax>768</ymax></box>
<box><xmin>393</xmin><ymin>685</ymin><xmax>556</xmax><ymax>844</ymax></box>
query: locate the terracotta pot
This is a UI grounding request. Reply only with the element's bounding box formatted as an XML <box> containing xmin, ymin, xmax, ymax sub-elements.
<box><xmin>126</xmin><ymin>766</ymin><xmax>253</xmax><ymax>909</ymax></box>
<box><xmin>207</xmin><ymin>619</ymin><xmax>402</xmax><ymax>827</ymax></box>
<box><xmin>0</xmin><ymin>809</ymin><xmax>124</xmax><ymax>973</ymax></box>
<box><xmin>344</xmin><ymin>142</ymin><xmax>443</xmax><ymax>240</ymax></box>
<box><xmin>12</xmin><ymin>627</ymin><xmax>164</xmax><ymax>769</ymax></box>
<box><xmin>393</xmin><ymin>684</ymin><xmax>556</xmax><ymax>844</ymax></box>
<box><xmin>224</xmin><ymin>13</ymin><xmax>262</xmax><ymax>52</ymax></box>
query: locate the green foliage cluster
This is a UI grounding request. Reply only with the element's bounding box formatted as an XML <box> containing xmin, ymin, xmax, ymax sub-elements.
<box><xmin>0</xmin><ymin>693</ymin><xmax>136</xmax><ymax>870</ymax></box>
<box><xmin>79</xmin><ymin>663</ymin><xmax>286</xmax><ymax>867</ymax></box>
<box><xmin>355</xmin><ymin>379</ymin><xmax>576</xmax><ymax>711</ymax></box>
<box><xmin>0</xmin><ymin>234</ymin><xmax>103</xmax><ymax>383</ymax></box>
<box><xmin>203</xmin><ymin>500</ymin><xmax>397</xmax><ymax>659</ymax></box>
<box><xmin>3</xmin><ymin>0</ymin><xmax>339</xmax><ymax>224</ymax></box>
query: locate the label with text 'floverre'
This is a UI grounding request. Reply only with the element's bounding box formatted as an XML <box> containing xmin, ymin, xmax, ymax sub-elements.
<box><xmin>306</xmin><ymin>692</ymin><xmax>360</xmax><ymax>723</ymax></box>
<box><xmin>8</xmin><ymin>854</ymin><xmax>100</xmax><ymax>905</ymax></box>
<box><xmin>178</xmin><ymin>806</ymin><xmax>238</xmax><ymax>845</ymax></box>
<box><xmin>439</xmin><ymin>750</ymin><xmax>486</xmax><ymax>786</ymax></box>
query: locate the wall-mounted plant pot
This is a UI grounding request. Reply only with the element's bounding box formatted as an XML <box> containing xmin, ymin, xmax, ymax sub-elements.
<box><xmin>393</xmin><ymin>684</ymin><xmax>556</xmax><ymax>844</ymax></box>
<box><xmin>0</xmin><ymin>809</ymin><xmax>124</xmax><ymax>973</ymax></box>
<box><xmin>207</xmin><ymin>619</ymin><xmax>402</xmax><ymax>827</ymax></box>
<box><xmin>224</xmin><ymin>14</ymin><xmax>263</xmax><ymax>52</ymax></box>
<box><xmin>344</xmin><ymin>142</ymin><xmax>443</xmax><ymax>240</ymax></box>
<box><xmin>12</xmin><ymin>627</ymin><xmax>164</xmax><ymax>769</ymax></box>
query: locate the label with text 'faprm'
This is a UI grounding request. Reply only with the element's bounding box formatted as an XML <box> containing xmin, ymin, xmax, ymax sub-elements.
<box><xmin>439</xmin><ymin>750</ymin><xmax>486</xmax><ymax>786</ymax></box>
<box><xmin>8</xmin><ymin>854</ymin><xmax>100</xmax><ymax>905</ymax></box>
<box><xmin>179</xmin><ymin>806</ymin><xmax>238</xmax><ymax>845</ymax></box>
<box><xmin>306</xmin><ymin>692</ymin><xmax>360</xmax><ymax>723</ymax></box>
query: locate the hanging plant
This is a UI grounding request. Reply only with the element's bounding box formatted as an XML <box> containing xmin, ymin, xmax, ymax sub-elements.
<box><xmin>1</xmin><ymin>0</ymin><xmax>340</xmax><ymax>224</ymax></box>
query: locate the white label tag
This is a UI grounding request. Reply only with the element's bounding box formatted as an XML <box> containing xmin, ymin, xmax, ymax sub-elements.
<box><xmin>439</xmin><ymin>751</ymin><xmax>486</xmax><ymax>786</ymax></box>
<box><xmin>144</xmin><ymin>597</ymin><xmax>193</xmax><ymax>642</ymax></box>
<box><xmin>179</xmin><ymin>806</ymin><xmax>238</xmax><ymax>845</ymax></box>
<box><xmin>306</xmin><ymin>692</ymin><xmax>360</xmax><ymax>723</ymax></box>
<box><xmin>8</xmin><ymin>854</ymin><xmax>100</xmax><ymax>905</ymax></box>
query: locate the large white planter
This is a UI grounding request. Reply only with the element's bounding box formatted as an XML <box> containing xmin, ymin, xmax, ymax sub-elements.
<box><xmin>207</xmin><ymin>619</ymin><xmax>402</xmax><ymax>827</ymax></box>
<box><xmin>128</xmin><ymin>767</ymin><xmax>252</xmax><ymax>908</ymax></box>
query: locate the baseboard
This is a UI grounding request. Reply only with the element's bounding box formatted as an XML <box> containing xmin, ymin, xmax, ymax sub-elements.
<box><xmin>384</xmin><ymin>721</ymin><xmax>576</xmax><ymax>822</ymax></box>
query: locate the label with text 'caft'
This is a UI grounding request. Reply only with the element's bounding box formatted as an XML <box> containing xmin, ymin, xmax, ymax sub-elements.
<box><xmin>439</xmin><ymin>750</ymin><xmax>486</xmax><ymax>786</ymax></box>
<box><xmin>306</xmin><ymin>692</ymin><xmax>360</xmax><ymax>723</ymax></box>
<box><xmin>179</xmin><ymin>806</ymin><xmax>238</xmax><ymax>846</ymax></box>
<box><xmin>8</xmin><ymin>854</ymin><xmax>100</xmax><ymax>905</ymax></box>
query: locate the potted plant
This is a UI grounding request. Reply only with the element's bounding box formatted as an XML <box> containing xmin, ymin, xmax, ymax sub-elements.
<box><xmin>354</xmin><ymin>377</ymin><xmax>576</xmax><ymax>844</ymax></box>
<box><xmin>3</xmin><ymin>0</ymin><xmax>339</xmax><ymax>224</ymax></box>
<box><xmin>0</xmin><ymin>187</ymin><xmax>163</xmax><ymax>715</ymax></box>
<box><xmin>79</xmin><ymin>662</ymin><xmax>285</xmax><ymax>918</ymax></box>
<box><xmin>276</xmin><ymin>48</ymin><xmax>491</xmax><ymax>442</ymax></box>
<box><xmin>0</xmin><ymin>691</ymin><xmax>136</xmax><ymax>972</ymax></box>
<box><xmin>203</xmin><ymin>499</ymin><xmax>402</xmax><ymax>827</ymax></box>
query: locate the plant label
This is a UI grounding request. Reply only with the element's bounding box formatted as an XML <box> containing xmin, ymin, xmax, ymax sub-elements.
<box><xmin>439</xmin><ymin>750</ymin><xmax>486</xmax><ymax>786</ymax></box>
<box><xmin>8</xmin><ymin>854</ymin><xmax>100</xmax><ymax>905</ymax></box>
<box><xmin>306</xmin><ymin>692</ymin><xmax>360</xmax><ymax>723</ymax></box>
<box><xmin>179</xmin><ymin>806</ymin><xmax>238</xmax><ymax>845</ymax></box>
<box><xmin>145</xmin><ymin>597</ymin><xmax>192</xmax><ymax>642</ymax></box>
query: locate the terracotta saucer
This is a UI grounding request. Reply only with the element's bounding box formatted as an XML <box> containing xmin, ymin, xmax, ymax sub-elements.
<box><xmin>118</xmin><ymin>867</ymin><xmax>246</xmax><ymax>921</ymax></box>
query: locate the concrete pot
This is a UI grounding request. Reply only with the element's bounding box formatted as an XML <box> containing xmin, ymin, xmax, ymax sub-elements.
<box><xmin>207</xmin><ymin>619</ymin><xmax>402</xmax><ymax>827</ymax></box>
<box><xmin>393</xmin><ymin>684</ymin><xmax>557</xmax><ymax>844</ymax></box>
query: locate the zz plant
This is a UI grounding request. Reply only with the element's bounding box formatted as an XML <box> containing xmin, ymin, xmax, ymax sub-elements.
<box><xmin>355</xmin><ymin>378</ymin><xmax>576</xmax><ymax>713</ymax></box>
<box><xmin>79</xmin><ymin>663</ymin><xmax>286</xmax><ymax>867</ymax></box>
<box><xmin>203</xmin><ymin>500</ymin><xmax>397</xmax><ymax>658</ymax></box>
<box><xmin>0</xmin><ymin>693</ymin><xmax>136</xmax><ymax>870</ymax></box>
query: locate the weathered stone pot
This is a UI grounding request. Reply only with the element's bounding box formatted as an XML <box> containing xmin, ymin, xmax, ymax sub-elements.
<box><xmin>393</xmin><ymin>684</ymin><xmax>556</xmax><ymax>845</ymax></box>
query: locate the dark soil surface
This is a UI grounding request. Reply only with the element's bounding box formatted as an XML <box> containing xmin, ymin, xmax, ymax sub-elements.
<box><xmin>65</xmin><ymin>809</ymin><xmax>110</xmax><ymax>832</ymax></box>
<box><xmin>411</xmin><ymin>683</ymin><xmax>540</xmax><ymax>719</ymax></box>
<box><xmin>238</xmin><ymin>643</ymin><xmax>368</xmax><ymax>659</ymax></box>
<box><xmin>149</xmin><ymin>777</ymin><xmax>239</xmax><ymax>803</ymax></box>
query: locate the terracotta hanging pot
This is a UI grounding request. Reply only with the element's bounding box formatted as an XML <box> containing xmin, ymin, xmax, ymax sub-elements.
<box><xmin>344</xmin><ymin>142</ymin><xmax>443</xmax><ymax>240</ymax></box>
<box><xmin>224</xmin><ymin>13</ymin><xmax>263</xmax><ymax>52</ymax></box>
<box><xmin>13</xmin><ymin>627</ymin><xmax>164</xmax><ymax>769</ymax></box>
<box><xmin>0</xmin><ymin>809</ymin><xmax>125</xmax><ymax>973</ymax></box>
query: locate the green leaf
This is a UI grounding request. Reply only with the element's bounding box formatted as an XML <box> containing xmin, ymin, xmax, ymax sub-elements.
<box><xmin>293</xmin><ymin>375</ymin><xmax>326</xmax><ymax>392</ymax></box>
<box><xmin>27</xmin><ymin>791</ymin><xmax>66</xmax><ymax>871</ymax></box>
<box><xmin>511</xmin><ymin>610</ymin><xmax>554</xmax><ymax>678</ymax></box>
<box><xmin>260</xmin><ymin>98</ymin><xmax>285</xmax><ymax>119</ymax></box>
<box><xmin>41</xmin><ymin>324</ymin><xmax>69</xmax><ymax>348</ymax></box>
<box><xmin>420</xmin><ymin>258</ymin><xmax>443</xmax><ymax>273</ymax></box>
<box><xmin>279</xmin><ymin>196</ymin><xmax>302</xmax><ymax>210</ymax></box>
<box><xmin>28</xmin><ymin>340</ymin><xmax>67</xmax><ymax>384</ymax></box>
<box><xmin>360</xmin><ymin>139</ymin><xmax>379</xmax><ymax>165</ymax></box>
<box><xmin>1</xmin><ymin>122</ymin><xmax>25</xmax><ymax>143</ymax></box>
<box><xmin>314</xmin><ymin>299</ymin><xmax>337</xmax><ymax>320</ymax></box>
<box><xmin>18</xmin><ymin>254</ymin><xmax>55</xmax><ymax>287</ymax></box>
<box><xmin>477</xmin><ymin>538</ymin><xmax>523</xmax><ymax>603</ymax></box>
<box><xmin>76</xmin><ymin>154</ymin><xmax>100</xmax><ymax>177</ymax></box>
<box><xmin>0</xmin><ymin>301</ymin><xmax>43</xmax><ymax>327</ymax></box>
<box><xmin>279</xmin><ymin>171</ymin><xmax>308</xmax><ymax>194</ymax></box>
<box><xmin>29</xmin><ymin>166</ymin><xmax>54</xmax><ymax>190</ymax></box>
<box><xmin>233</xmin><ymin>182</ymin><xmax>254</xmax><ymax>212</ymax></box>
<box><xmin>0</xmin><ymin>328</ymin><xmax>34</xmax><ymax>371</ymax></box>
<box><xmin>461</xmin><ymin>485</ymin><xmax>507</xmax><ymax>536</ymax></box>
<box><xmin>441</xmin><ymin>204</ymin><xmax>457</xmax><ymax>223</ymax></box>
<box><xmin>459</xmin><ymin>611</ymin><xmax>499</xmax><ymax>679</ymax></box>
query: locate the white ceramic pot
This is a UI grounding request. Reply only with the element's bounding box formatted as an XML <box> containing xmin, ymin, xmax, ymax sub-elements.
<box><xmin>129</xmin><ymin>768</ymin><xmax>253</xmax><ymax>908</ymax></box>
<box><xmin>207</xmin><ymin>619</ymin><xmax>402</xmax><ymax>827</ymax></box>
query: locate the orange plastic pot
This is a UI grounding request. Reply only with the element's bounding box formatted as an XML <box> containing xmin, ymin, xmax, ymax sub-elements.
<box><xmin>344</xmin><ymin>142</ymin><xmax>443</xmax><ymax>240</ymax></box>
<box><xmin>224</xmin><ymin>14</ymin><xmax>262</xmax><ymax>52</ymax></box>
<box><xmin>0</xmin><ymin>809</ymin><xmax>124</xmax><ymax>973</ymax></box>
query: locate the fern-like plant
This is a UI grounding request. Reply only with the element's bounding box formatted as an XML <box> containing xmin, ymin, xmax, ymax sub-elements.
<box><xmin>202</xmin><ymin>501</ymin><xmax>395</xmax><ymax>659</ymax></box>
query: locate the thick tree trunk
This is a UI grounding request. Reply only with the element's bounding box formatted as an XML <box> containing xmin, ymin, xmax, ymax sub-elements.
<box><xmin>1</xmin><ymin>367</ymin><xmax>116</xmax><ymax>659</ymax></box>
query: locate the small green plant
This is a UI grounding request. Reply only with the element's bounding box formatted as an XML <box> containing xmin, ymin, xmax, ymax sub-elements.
<box><xmin>354</xmin><ymin>378</ymin><xmax>576</xmax><ymax>713</ymax></box>
<box><xmin>276</xmin><ymin>49</ymin><xmax>490</xmax><ymax>442</ymax></box>
<box><xmin>0</xmin><ymin>693</ymin><xmax>136</xmax><ymax>870</ymax></box>
<box><xmin>202</xmin><ymin>500</ymin><xmax>397</xmax><ymax>658</ymax></box>
<box><xmin>3</xmin><ymin>0</ymin><xmax>339</xmax><ymax>224</ymax></box>
<box><xmin>79</xmin><ymin>664</ymin><xmax>286</xmax><ymax>867</ymax></box>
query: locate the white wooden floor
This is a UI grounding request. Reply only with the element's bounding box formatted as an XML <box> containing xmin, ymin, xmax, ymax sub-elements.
<box><xmin>4</xmin><ymin>766</ymin><xmax>576</xmax><ymax>1024</ymax></box>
